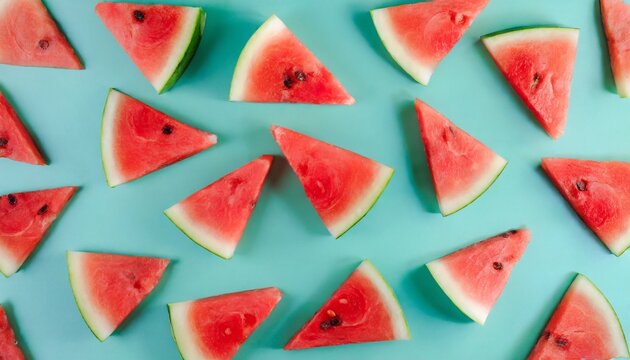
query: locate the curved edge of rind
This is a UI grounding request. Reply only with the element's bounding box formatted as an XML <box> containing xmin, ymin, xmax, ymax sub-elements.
<box><xmin>481</xmin><ymin>26</ymin><xmax>580</xmax><ymax>41</ymax></box>
<box><xmin>100</xmin><ymin>88</ymin><xmax>123</xmax><ymax>187</ymax></box>
<box><xmin>168</xmin><ymin>301</ymin><xmax>206</xmax><ymax>360</ymax></box>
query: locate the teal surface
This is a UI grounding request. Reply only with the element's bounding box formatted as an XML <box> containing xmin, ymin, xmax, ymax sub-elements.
<box><xmin>1</xmin><ymin>0</ymin><xmax>630</xmax><ymax>359</ymax></box>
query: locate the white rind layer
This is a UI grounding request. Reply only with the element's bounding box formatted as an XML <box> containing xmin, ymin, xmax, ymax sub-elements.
<box><xmin>0</xmin><ymin>241</ymin><xmax>20</xmax><ymax>277</ymax></box>
<box><xmin>168</xmin><ymin>301</ymin><xmax>207</xmax><ymax>360</ymax></box>
<box><xmin>608</xmin><ymin>223</ymin><xmax>630</xmax><ymax>256</ymax></box>
<box><xmin>101</xmin><ymin>89</ymin><xmax>125</xmax><ymax>187</ymax></box>
<box><xmin>482</xmin><ymin>27</ymin><xmax>579</xmax><ymax>54</ymax></box>
<box><xmin>616</xmin><ymin>76</ymin><xmax>630</xmax><ymax>98</ymax></box>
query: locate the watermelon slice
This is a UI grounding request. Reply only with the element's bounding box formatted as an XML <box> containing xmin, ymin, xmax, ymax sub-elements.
<box><xmin>285</xmin><ymin>260</ymin><xmax>409</xmax><ymax>350</ymax></box>
<box><xmin>542</xmin><ymin>158</ymin><xmax>630</xmax><ymax>256</ymax></box>
<box><xmin>482</xmin><ymin>27</ymin><xmax>579</xmax><ymax>139</ymax></box>
<box><xmin>168</xmin><ymin>287</ymin><xmax>282</xmax><ymax>360</ymax></box>
<box><xmin>67</xmin><ymin>251</ymin><xmax>170</xmax><ymax>341</ymax></box>
<box><xmin>101</xmin><ymin>89</ymin><xmax>217</xmax><ymax>187</ymax></box>
<box><xmin>229</xmin><ymin>15</ymin><xmax>354</xmax><ymax>105</ymax></box>
<box><xmin>601</xmin><ymin>0</ymin><xmax>630</xmax><ymax>98</ymax></box>
<box><xmin>0</xmin><ymin>92</ymin><xmax>46</xmax><ymax>165</ymax></box>
<box><xmin>528</xmin><ymin>274</ymin><xmax>629</xmax><ymax>359</ymax></box>
<box><xmin>271</xmin><ymin>125</ymin><xmax>393</xmax><ymax>238</ymax></box>
<box><xmin>95</xmin><ymin>2</ymin><xmax>205</xmax><ymax>94</ymax></box>
<box><xmin>371</xmin><ymin>0</ymin><xmax>489</xmax><ymax>85</ymax></box>
<box><xmin>415</xmin><ymin>99</ymin><xmax>507</xmax><ymax>216</ymax></box>
<box><xmin>164</xmin><ymin>155</ymin><xmax>273</xmax><ymax>259</ymax></box>
<box><xmin>0</xmin><ymin>0</ymin><xmax>82</xmax><ymax>69</ymax></box>
<box><xmin>426</xmin><ymin>229</ymin><xmax>530</xmax><ymax>324</ymax></box>
<box><xmin>0</xmin><ymin>305</ymin><xmax>25</xmax><ymax>360</ymax></box>
<box><xmin>0</xmin><ymin>187</ymin><xmax>76</xmax><ymax>277</ymax></box>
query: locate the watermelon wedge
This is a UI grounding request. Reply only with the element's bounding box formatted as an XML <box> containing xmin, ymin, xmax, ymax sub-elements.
<box><xmin>542</xmin><ymin>158</ymin><xmax>630</xmax><ymax>256</ymax></box>
<box><xmin>168</xmin><ymin>287</ymin><xmax>282</xmax><ymax>360</ymax></box>
<box><xmin>0</xmin><ymin>0</ymin><xmax>82</xmax><ymax>69</ymax></box>
<box><xmin>528</xmin><ymin>274</ymin><xmax>629</xmax><ymax>359</ymax></box>
<box><xmin>229</xmin><ymin>15</ymin><xmax>354</xmax><ymax>105</ymax></box>
<box><xmin>426</xmin><ymin>229</ymin><xmax>530</xmax><ymax>324</ymax></box>
<box><xmin>164</xmin><ymin>155</ymin><xmax>273</xmax><ymax>259</ymax></box>
<box><xmin>371</xmin><ymin>0</ymin><xmax>489</xmax><ymax>85</ymax></box>
<box><xmin>0</xmin><ymin>92</ymin><xmax>46</xmax><ymax>165</ymax></box>
<box><xmin>271</xmin><ymin>125</ymin><xmax>393</xmax><ymax>238</ymax></box>
<box><xmin>95</xmin><ymin>2</ymin><xmax>205</xmax><ymax>94</ymax></box>
<box><xmin>0</xmin><ymin>305</ymin><xmax>25</xmax><ymax>360</ymax></box>
<box><xmin>482</xmin><ymin>27</ymin><xmax>578</xmax><ymax>139</ymax></box>
<box><xmin>286</xmin><ymin>260</ymin><xmax>409</xmax><ymax>350</ymax></box>
<box><xmin>67</xmin><ymin>251</ymin><xmax>170</xmax><ymax>341</ymax></box>
<box><xmin>415</xmin><ymin>99</ymin><xmax>507</xmax><ymax>216</ymax></box>
<box><xmin>101</xmin><ymin>89</ymin><xmax>217</xmax><ymax>187</ymax></box>
<box><xmin>601</xmin><ymin>0</ymin><xmax>630</xmax><ymax>98</ymax></box>
<box><xmin>0</xmin><ymin>187</ymin><xmax>76</xmax><ymax>277</ymax></box>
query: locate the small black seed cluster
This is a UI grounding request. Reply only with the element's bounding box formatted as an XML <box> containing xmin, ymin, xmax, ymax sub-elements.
<box><xmin>320</xmin><ymin>316</ymin><xmax>342</xmax><ymax>330</ymax></box>
<box><xmin>283</xmin><ymin>70</ymin><xmax>308</xmax><ymax>89</ymax></box>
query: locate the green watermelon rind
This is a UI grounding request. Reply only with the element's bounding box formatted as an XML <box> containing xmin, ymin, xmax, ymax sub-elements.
<box><xmin>100</xmin><ymin>88</ymin><xmax>123</xmax><ymax>187</ymax></box>
<box><xmin>167</xmin><ymin>301</ymin><xmax>203</xmax><ymax>360</ymax></box>
<box><xmin>481</xmin><ymin>26</ymin><xmax>580</xmax><ymax>41</ymax></box>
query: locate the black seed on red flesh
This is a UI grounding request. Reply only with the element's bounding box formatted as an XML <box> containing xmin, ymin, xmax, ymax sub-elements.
<box><xmin>133</xmin><ymin>10</ymin><xmax>145</xmax><ymax>22</ymax></box>
<box><xmin>38</xmin><ymin>40</ymin><xmax>49</xmax><ymax>50</ymax></box>
<box><xmin>576</xmin><ymin>180</ymin><xmax>587</xmax><ymax>191</ymax></box>
<box><xmin>37</xmin><ymin>204</ymin><xmax>48</xmax><ymax>215</ymax></box>
<box><xmin>295</xmin><ymin>71</ymin><xmax>306</xmax><ymax>81</ymax></box>
<box><xmin>531</xmin><ymin>73</ymin><xmax>541</xmax><ymax>89</ymax></box>
<box><xmin>0</xmin><ymin>138</ymin><xmax>7</xmax><ymax>147</ymax></box>
<box><xmin>330</xmin><ymin>316</ymin><xmax>342</xmax><ymax>326</ymax></box>
<box><xmin>7</xmin><ymin>194</ymin><xmax>17</xmax><ymax>206</ymax></box>
<box><xmin>542</xmin><ymin>331</ymin><xmax>552</xmax><ymax>340</ymax></box>
<box><xmin>283</xmin><ymin>74</ymin><xmax>294</xmax><ymax>89</ymax></box>
<box><xmin>492</xmin><ymin>262</ymin><xmax>503</xmax><ymax>270</ymax></box>
<box><xmin>555</xmin><ymin>336</ymin><xmax>569</xmax><ymax>348</ymax></box>
<box><xmin>320</xmin><ymin>316</ymin><xmax>342</xmax><ymax>330</ymax></box>
<box><xmin>162</xmin><ymin>124</ymin><xmax>173</xmax><ymax>135</ymax></box>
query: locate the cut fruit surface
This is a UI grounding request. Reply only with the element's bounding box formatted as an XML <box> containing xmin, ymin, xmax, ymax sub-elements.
<box><xmin>101</xmin><ymin>89</ymin><xmax>217</xmax><ymax>187</ymax></box>
<box><xmin>0</xmin><ymin>92</ymin><xmax>45</xmax><ymax>165</ymax></box>
<box><xmin>426</xmin><ymin>229</ymin><xmax>530</xmax><ymax>324</ymax></box>
<box><xmin>165</xmin><ymin>155</ymin><xmax>273</xmax><ymax>259</ymax></box>
<box><xmin>601</xmin><ymin>0</ymin><xmax>630</xmax><ymax>97</ymax></box>
<box><xmin>371</xmin><ymin>0</ymin><xmax>489</xmax><ymax>85</ymax></box>
<box><xmin>285</xmin><ymin>260</ymin><xmax>409</xmax><ymax>350</ymax></box>
<box><xmin>415</xmin><ymin>99</ymin><xmax>507</xmax><ymax>216</ymax></box>
<box><xmin>0</xmin><ymin>305</ymin><xmax>25</xmax><ymax>360</ymax></box>
<box><xmin>169</xmin><ymin>287</ymin><xmax>282</xmax><ymax>360</ymax></box>
<box><xmin>271</xmin><ymin>125</ymin><xmax>393</xmax><ymax>238</ymax></box>
<box><xmin>482</xmin><ymin>27</ymin><xmax>579</xmax><ymax>139</ymax></box>
<box><xmin>230</xmin><ymin>15</ymin><xmax>354</xmax><ymax>104</ymax></box>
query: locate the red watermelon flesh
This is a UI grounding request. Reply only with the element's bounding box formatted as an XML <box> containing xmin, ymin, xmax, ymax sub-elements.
<box><xmin>482</xmin><ymin>27</ymin><xmax>579</xmax><ymax>139</ymax></box>
<box><xmin>0</xmin><ymin>92</ymin><xmax>45</xmax><ymax>165</ymax></box>
<box><xmin>542</xmin><ymin>158</ymin><xmax>630</xmax><ymax>256</ymax></box>
<box><xmin>0</xmin><ymin>0</ymin><xmax>82</xmax><ymax>69</ymax></box>
<box><xmin>0</xmin><ymin>187</ymin><xmax>76</xmax><ymax>277</ymax></box>
<box><xmin>0</xmin><ymin>306</ymin><xmax>25</xmax><ymax>360</ymax></box>
<box><xmin>427</xmin><ymin>229</ymin><xmax>530</xmax><ymax>324</ymax></box>
<box><xmin>601</xmin><ymin>0</ymin><xmax>630</xmax><ymax>97</ymax></box>
<box><xmin>164</xmin><ymin>155</ymin><xmax>273</xmax><ymax>259</ymax></box>
<box><xmin>528</xmin><ymin>274</ymin><xmax>629</xmax><ymax>359</ymax></box>
<box><xmin>169</xmin><ymin>288</ymin><xmax>282</xmax><ymax>360</ymax></box>
<box><xmin>67</xmin><ymin>251</ymin><xmax>170</xmax><ymax>341</ymax></box>
<box><xmin>230</xmin><ymin>15</ymin><xmax>354</xmax><ymax>105</ymax></box>
<box><xmin>101</xmin><ymin>89</ymin><xmax>217</xmax><ymax>187</ymax></box>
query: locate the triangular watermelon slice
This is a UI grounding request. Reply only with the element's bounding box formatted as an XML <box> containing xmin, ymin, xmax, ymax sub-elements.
<box><xmin>95</xmin><ymin>2</ymin><xmax>205</xmax><ymax>94</ymax></box>
<box><xmin>371</xmin><ymin>0</ymin><xmax>489</xmax><ymax>85</ymax></box>
<box><xmin>601</xmin><ymin>0</ymin><xmax>630</xmax><ymax>98</ymax></box>
<box><xmin>67</xmin><ymin>251</ymin><xmax>170</xmax><ymax>341</ymax></box>
<box><xmin>528</xmin><ymin>274</ymin><xmax>629</xmax><ymax>359</ymax></box>
<box><xmin>426</xmin><ymin>229</ymin><xmax>530</xmax><ymax>324</ymax></box>
<box><xmin>0</xmin><ymin>187</ymin><xmax>76</xmax><ymax>277</ymax></box>
<box><xmin>482</xmin><ymin>27</ymin><xmax>579</xmax><ymax>139</ymax></box>
<box><xmin>542</xmin><ymin>158</ymin><xmax>630</xmax><ymax>256</ymax></box>
<box><xmin>415</xmin><ymin>99</ymin><xmax>507</xmax><ymax>216</ymax></box>
<box><xmin>169</xmin><ymin>287</ymin><xmax>282</xmax><ymax>360</ymax></box>
<box><xmin>0</xmin><ymin>92</ymin><xmax>46</xmax><ymax>165</ymax></box>
<box><xmin>230</xmin><ymin>15</ymin><xmax>354</xmax><ymax>105</ymax></box>
<box><xmin>165</xmin><ymin>155</ymin><xmax>273</xmax><ymax>259</ymax></box>
<box><xmin>271</xmin><ymin>125</ymin><xmax>393</xmax><ymax>238</ymax></box>
<box><xmin>0</xmin><ymin>0</ymin><xmax>82</xmax><ymax>69</ymax></box>
<box><xmin>0</xmin><ymin>305</ymin><xmax>26</xmax><ymax>360</ymax></box>
<box><xmin>101</xmin><ymin>89</ymin><xmax>217</xmax><ymax>187</ymax></box>
<box><xmin>285</xmin><ymin>260</ymin><xmax>409</xmax><ymax>350</ymax></box>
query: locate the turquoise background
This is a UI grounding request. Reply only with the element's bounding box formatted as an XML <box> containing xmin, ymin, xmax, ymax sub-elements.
<box><xmin>1</xmin><ymin>0</ymin><xmax>630</xmax><ymax>359</ymax></box>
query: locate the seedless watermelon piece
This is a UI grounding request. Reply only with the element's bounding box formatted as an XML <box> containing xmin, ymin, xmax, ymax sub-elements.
<box><xmin>601</xmin><ymin>0</ymin><xmax>630</xmax><ymax>98</ymax></box>
<box><xmin>67</xmin><ymin>251</ymin><xmax>170</xmax><ymax>341</ymax></box>
<box><xmin>0</xmin><ymin>0</ymin><xmax>82</xmax><ymax>69</ymax></box>
<box><xmin>165</xmin><ymin>155</ymin><xmax>273</xmax><ymax>259</ymax></box>
<box><xmin>482</xmin><ymin>27</ymin><xmax>578</xmax><ymax>139</ymax></box>
<box><xmin>0</xmin><ymin>187</ymin><xmax>76</xmax><ymax>277</ymax></box>
<box><xmin>426</xmin><ymin>229</ymin><xmax>530</xmax><ymax>324</ymax></box>
<box><xmin>542</xmin><ymin>158</ymin><xmax>630</xmax><ymax>256</ymax></box>
<box><xmin>371</xmin><ymin>0</ymin><xmax>489</xmax><ymax>85</ymax></box>
<box><xmin>169</xmin><ymin>287</ymin><xmax>282</xmax><ymax>360</ymax></box>
<box><xmin>101</xmin><ymin>89</ymin><xmax>217</xmax><ymax>187</ymax></box>
<box><xmin>415</xmin><ymin>99</ymin><xmax>507</xmax><ymax>216</ymax></box>
<box><xmin>96</xmin><ymin>2</ymin><xmax>205</xmax><ymax>94</ymax></box>
<box><xmin>230</xmin><ymin>15</ymin><xmax>354</xmax><ymax>105</ymax></box>
<box><xmin>0</xmin><ymin>92</ymin><xmax>46</xmax><ymax>165</ymax></box>
<box><xmin>285</xmin><ymin>260</ymin><xmax>409</xmax><ymax>350</ymax></box>
<box><xmin>0</xmin><ymin>306</ymin><xmax>25</xmax><ymax>360</ymax></box>
<box><xmin>271</xmin><ymin>125</ymin><xmax>393</xmax><ymax>238</ymax></box>
<box><xmin>528</xmin><ymin>274</ymin><xmax>629</xmax><ymax>359</ymax></box>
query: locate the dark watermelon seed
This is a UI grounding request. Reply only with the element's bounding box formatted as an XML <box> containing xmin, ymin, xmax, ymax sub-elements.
<box><xmin>283</xmin><ymin>74</ymin><xmax>294</xmax><ymax>89</ymax></box>
<box><xmin>555</xmin><ymin>336</ymin><xmax>569</xmax><ymax>348</ymax></box>
<box><xmin>162</xmin><ymin>124</ymin><xmax>174</xmax><ymax>135</ymax></box>
<box><xmin>330</xmin><ymin>316</ymin><xmax>342</xmax><ymax>326</ymax></box>
<box><xmin>448</xmin><ymin>126</ymin><xmax>455</xmax><ymax>135</ymax></box>
<box><xmin>542</xmin><ymin>331</ymin><xmax>551</xmax><ymax>340</ymax></box>
<box><xmin>576</xmin><ymin>180</ymin><xmax>587</xmax><ymax>191</ymax></box>
<box><xmin>531</xmin><ymin>73</ymin><xmax>541</xmax><ymax>89</ymax></box>
<box><xmin>133</xmin><ymin>10</ymin><xmax>145</xmax><ymax>22</ymax></box>
<box><xmin>320</xmin><ymin>316</ymin><xmax>342</xmax><ymax>330</ymax></box>
<box><xmin>7</xmin><ymin>194</ymin><xmax>17</xmax><ymax>206</ymax></box>
<box><xmin>295</xmin><ymin>71</ymin><xmax>306</xmax><ymax>81</ymax></box>
<box><xmin>0</xmin><ymin>138</ymin><xmax>7</xmax><ymax>147</ymax></box>
<box><xmin>492</xmin><ymin>262</ymin><xmax>503</xmax><ymax>270</ymax></box>
<box><xmin>38</xmin><ymin>40</ymin><xmax>50</xmax><ymax>50</ymax></box>
<box><xmin>37</xmin><ymin>204</ymin><xmax>49</xmax><ymax>215</ymax></box>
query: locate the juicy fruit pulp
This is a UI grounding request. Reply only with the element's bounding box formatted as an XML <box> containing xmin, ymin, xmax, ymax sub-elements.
<box><xmin>426</xmin><ymin>229</ymin><xmax>530</xmax><ymax>324</ymax></box>
<box><xmin>164</xmin><ymin>155</ymin><xmax>273</xmax><ymax>259</ymax></box>
<box><xmin>0</xmin><ymin>306</ymin><xmax>25</xmax><ymax>360</ymax></box>
<box><xmin>230</xmin><ymin>15</ymin><xmax>354</xmax><ymax>104</ymax></box>
<box><xmin>601</xmin><ymin>0</ymin><xmax>630</xmax><ymax>97</ymax></box>
<box><xmin>169</xmin><ymin>288</ymin><xmax>282</xmax><ymax>360</ymax></box>
<box><xmin>0</xmin><ymin>92</ymin><xmax>46</xmax><ymax>165</ymax></box>
<box><xmin>482</xmin><ymin>27</ymin><xmax>579</xmax><ymax>139</ymax></box>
